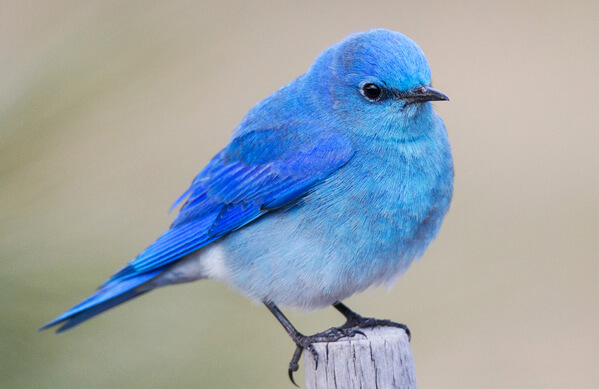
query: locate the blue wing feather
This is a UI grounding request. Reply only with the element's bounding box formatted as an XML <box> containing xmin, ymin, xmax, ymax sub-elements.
<box><xmin>40</xmin><ymin>126</ymin><xmax>354</xmax><ymax>332</ymax></box>
<box><xmin>110</xmin><ymin>128</ymin><xmax>354</xmax><ymax>282</ymax></box>
<box><xmin>38</xmin><ymin>270</ymin><xmax>161</xmax><ymax>333</ymax></box>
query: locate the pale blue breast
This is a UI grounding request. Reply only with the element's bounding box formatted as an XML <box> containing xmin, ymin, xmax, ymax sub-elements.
<box><xmin>217</xmin><ymin>118</ymin><xmax>453</xmax><ymax>309</ymax></box>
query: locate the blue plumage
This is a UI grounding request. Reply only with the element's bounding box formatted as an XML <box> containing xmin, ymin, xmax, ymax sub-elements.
<box><xmin>112</xmin><ymin>129</ymin><xmax>353</xmax><ymax>282</ymax></box>
<box><xmin>39</xmin><ymin>271</ymin><xmax>160</xmax><ymax>333</ymax></box>
<box><xmin>40</xmin><ymin>28</ymin><xmax>453</xmax><ymax>370</ymax></box>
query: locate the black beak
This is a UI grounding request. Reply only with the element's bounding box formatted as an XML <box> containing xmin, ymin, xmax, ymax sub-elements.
<box><xmin>402</xmin><ymin>86</ymin><xmax>449</xmax><ymax>104</ymax></box>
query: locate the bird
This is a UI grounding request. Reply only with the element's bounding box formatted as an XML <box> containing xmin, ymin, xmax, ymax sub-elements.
<box><xmin>40</xmin><ymin>28</ymin><xmax>453</xmax><ymax>384</ymax></box>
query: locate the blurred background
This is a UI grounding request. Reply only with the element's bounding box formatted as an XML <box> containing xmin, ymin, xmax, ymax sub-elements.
<box><xmin>2</xmin><ymin>1</ymin><xmax>598</xmax><ymax>388</ymax></box>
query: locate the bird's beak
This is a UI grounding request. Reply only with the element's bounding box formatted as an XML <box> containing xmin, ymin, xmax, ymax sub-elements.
<box><xmin>402</xmin><ymin>86</ymin><xmax>449</xmax><ymax>104</ymax></box>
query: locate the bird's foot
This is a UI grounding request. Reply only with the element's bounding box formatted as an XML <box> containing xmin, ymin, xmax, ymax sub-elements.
<box><xmin>340</xmin><ymin>313</ymin><xmax>411</xmax><ymax>341</ymax></box>
<box><xmin>287</xmin><ymin>327</ymin><xmax>365</xmax><ymax>386</ymax></box>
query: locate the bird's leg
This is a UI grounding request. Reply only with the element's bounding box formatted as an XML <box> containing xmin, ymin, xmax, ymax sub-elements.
<box><xmin>264</xmin><ymin>300</ymin><xmax>364</xmax><ymax>386</ymax></box>
<box><xmin>333</xmin><ymin>301</ymin><xmax>411</xmax><ymax>341</ymax></box>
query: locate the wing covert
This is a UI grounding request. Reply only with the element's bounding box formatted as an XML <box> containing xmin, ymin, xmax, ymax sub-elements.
<box><xmin>108</xmin><ymin>128</ymin><xmax>354</xmax><ymax>282</ymax></box>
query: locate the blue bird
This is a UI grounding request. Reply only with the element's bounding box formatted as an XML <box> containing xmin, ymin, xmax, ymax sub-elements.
<box><xmin>40</xmin><ymin>28</ymin><xmax>453</xmax><ymax>383</ymax></box>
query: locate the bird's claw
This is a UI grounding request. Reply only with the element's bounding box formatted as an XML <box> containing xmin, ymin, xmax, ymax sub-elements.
<box><xmin>288</xmin><ymin>346</ymin><xmax>302</xmax><ymax>387</ymax></box>
<box><xmin>368</xmin><ymin>319</ymin><xmax>411</xmax><ymax>341</ymax></box>
<box><xmin>287</xmin><ymin>327</ymin><xmax>364</xmax><ymax>385</ymax></box>
<box><xmin>342</xmin><ymin>315</ymin><xmax>411</xmax><ymax>341</ymax></box>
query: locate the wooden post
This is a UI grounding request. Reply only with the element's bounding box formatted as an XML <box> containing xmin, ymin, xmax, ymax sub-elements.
<box><xmin>304</xmin><ymin>327</ymin><xmax>416</xmax><ymax>389</ymax></box>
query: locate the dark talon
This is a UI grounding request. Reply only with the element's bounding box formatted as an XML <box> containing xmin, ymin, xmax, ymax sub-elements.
<box><xmin>285</xmin><ymin>327</ymin><xmax>361</xmax><ymax>386</ymax></box>
<box><xmin>403</xmin><ymin>325</ymin><xmax>411</xmax><ymax>341</ymax></box>
<box><xmin>333</xmin><ymin>301</ymin><xmax>412</xmax><ymax>342</ymax></box>
<box><xmin>288</xmin><ymin>346</ymin><xmax>303</xmax><ymax>386</ymax></box>
<box><xmin>288</xmin><ymin>368</ymin><xmax>299</xmax><ymax>387</ymax></box>
<box><xmin>307</xmin><ymin>344</ymin><xmax>319</xmax><ymax>369</ymax></box>
<box><xmin>264</xmin><ymin>301</ymin><xmax>368</xmax><ymax>385</ymax></box>
<box><xmin>354</xmin><ymin>329</ymin><xmax>367</xmax><ymax>338</ymax></box>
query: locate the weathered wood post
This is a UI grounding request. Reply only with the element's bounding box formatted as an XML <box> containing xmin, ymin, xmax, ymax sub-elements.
<box><xmin>304</xmin><ymin>327</ymin><xmax>416</xmax><ymax>389</ymax></box>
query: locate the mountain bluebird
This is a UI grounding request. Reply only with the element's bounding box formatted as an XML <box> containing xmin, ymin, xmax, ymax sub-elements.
<box><xmin>41</xmin><ymin>28</ymin><xmax>453</xmax><ymax>383</ymax></box>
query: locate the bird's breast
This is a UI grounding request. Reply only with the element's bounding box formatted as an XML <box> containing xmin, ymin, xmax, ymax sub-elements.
<box><xmin>217</xmin><ymin>129</ymin><xmax>453</xmax><ymax>309</ymax></box>
<box><xmin>311</xmin><ymin>134</ymin><xmax>452</xmax><ymax>251</ymax></box>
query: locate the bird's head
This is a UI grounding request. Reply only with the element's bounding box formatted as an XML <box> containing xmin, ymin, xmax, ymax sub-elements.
<box><xmin>307</xmin><ymin>29</ymin><xmax>448</xmax><ymax>140</ymax></box>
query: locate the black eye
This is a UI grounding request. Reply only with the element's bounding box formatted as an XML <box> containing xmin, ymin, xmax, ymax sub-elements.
<box><xmin>360</xmin><ymin>83</ymin><xmax>383</xmax><ymax>101</ymax></box>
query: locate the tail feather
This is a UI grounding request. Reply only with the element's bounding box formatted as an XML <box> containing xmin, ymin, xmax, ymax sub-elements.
<box><xmin>39</xmin><ymin>270</ymin><xmax>160</xmax><ymax>333</ymax></box>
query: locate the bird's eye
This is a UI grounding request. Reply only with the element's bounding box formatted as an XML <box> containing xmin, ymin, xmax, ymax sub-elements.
<box><xmin>360</xmin><ymin>83</ymin><xmax>383</xmax><ymax>101</ymax></box>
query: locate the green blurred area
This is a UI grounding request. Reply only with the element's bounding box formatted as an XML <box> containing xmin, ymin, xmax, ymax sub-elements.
<box><xmin>2</xmin><ymin>1</ymin><xmax>598</xmax><ymax>388</ymax></box>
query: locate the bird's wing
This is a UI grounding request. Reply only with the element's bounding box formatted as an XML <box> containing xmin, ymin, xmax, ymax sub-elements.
<box><xmin>108</xmin><ymin>128</ymin><xmax>354</xmax><ymax>282</ymax></box>
<box><xmin>39</xmin><ymin>127</ymin><xmax>354</xmax><ymax>333</ymax></box>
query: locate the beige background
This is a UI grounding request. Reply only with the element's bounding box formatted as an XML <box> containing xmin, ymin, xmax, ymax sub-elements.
<box><xmin>2</xmin><ymin>1</ymin><xmax>598</xmax><ymax>388</ymax></box>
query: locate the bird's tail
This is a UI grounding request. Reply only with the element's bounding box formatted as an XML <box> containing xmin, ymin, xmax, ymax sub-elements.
<box><xmin>38</xmin><ymin>270</ymin><xmax>160</xmax><ymax>333</ymax></box>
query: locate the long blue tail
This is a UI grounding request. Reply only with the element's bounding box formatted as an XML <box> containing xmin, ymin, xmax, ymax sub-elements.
<box><xmin>38</xmin><ymin>270</ymin><xmax>161</xmax><ymax>333</ymax></box>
